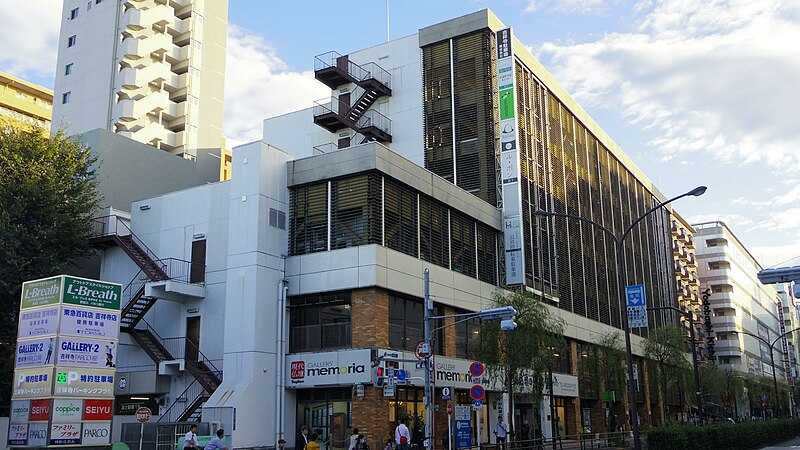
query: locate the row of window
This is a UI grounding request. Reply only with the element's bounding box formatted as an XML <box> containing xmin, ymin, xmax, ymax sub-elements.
<box><xmin>68</xmin><ymin>0</ymin><xmax>104</xmax><ymax>20</ymax></box>
<box><xmin>289</xmin><ymin>172</ymin><xmax>500</xmax><ymax>285</ymax></box>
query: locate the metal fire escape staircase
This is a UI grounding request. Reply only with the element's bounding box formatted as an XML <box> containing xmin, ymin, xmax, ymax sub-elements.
<box><xmin>312</xmin><ymin>51</ymin><xmax>393</xmax><ymax>143</ymax></box>
<box><xmin>89</xmin><ymin>216</ymin><xmax>221</xmax><ymax>422</ymax></box>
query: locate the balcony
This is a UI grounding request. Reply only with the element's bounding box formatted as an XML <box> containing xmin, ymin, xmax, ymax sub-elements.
<box><xmin>314</xmin><ymin>51</ymin><xmax>392</xmax><ymax>96</ymax></box>
<box><xmin>313</xmin><ymin>96</ymin><xmax>392</xmax><ymax>143</ymax></box>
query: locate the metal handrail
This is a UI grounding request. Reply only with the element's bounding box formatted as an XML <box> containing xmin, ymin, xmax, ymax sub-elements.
<box><xmin>499</xmin><ymin>431</ymin><xmax>631</xmax><ymax>450</ymax></box>
<box><xmin>90</xmin><ymin>215</ymin><xmax>162</xmax><ymax>272</ymax></box>
<box><xmin>161</xmin><ymin>336</ymin><xmax>222</xmax><ymax>376</ymax></box>
<box><xmin>119</xmin><ymin>258</ymin><xmax>197</xmax><ymax>313</ymax></box>
<box><xmin>157</xmin><ymin>378</ymin><xmax>209</xmax><ymax>423</ymax></box>
<box><xmin>313</xmin><ymin>51</ymin><xmax>391</xmax><ymax>89</ymax></box>
<box><xmin>313</xmin><ymin>96</ymin><xmax>391</xmax><ymax>136</ymax></box>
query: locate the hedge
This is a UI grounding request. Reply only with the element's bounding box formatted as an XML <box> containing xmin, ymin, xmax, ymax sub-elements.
<box><xmin>646</xmin><ymin>419</ymin><xmax>800</xmax><ymax>450</ymax></box>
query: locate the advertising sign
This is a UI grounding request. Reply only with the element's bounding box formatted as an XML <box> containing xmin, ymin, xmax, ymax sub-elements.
<box><xmin>28</xmin><ymin>423</ymin><xmax>49</xmax><ymax>447</ymax></box>
<box><xmin>285</xmin><ymin>349</ymin><xmax>371</xmax><ymax>387</ymax></box>
<box><xmin>21</xmin><ymin>276</ymin><xmax>62</xmax><ymax>310</ymax></box>
<box><xmin>53</xmin><ymin>368</ymin><xmax>115</xmax><ymax>398</ymax></box>
<box><xmin>18</xmin><ymin>306</ymin><xmax>60</xmax><ymax>338</ymax></box>
<box><xmin>16</xmin><ymin>337</ymin><xmax>55</xmax><ymax>368</ymax></box>
<box><xmin>57</xmin><ymin>337</ymin><xmax>117</xmax><ymax>368</ymax></box>
<box><xmin>62</xmin><ymin>276</ymin><xmax>122</xmax><ymax>311</ymax></box>
<box><xmin>50</xmin><ymin>423</ymin><xmax>82</xmax><ymax>445</ymax></box>
<box><xmin>454</xmin><ymin>405</ymin><xmax>471</xmax><ymax>449</ymax></box>
<box><xmin>13</xmin><ymin>368</ymin><xmax>53</xmax><ymax>399</ymax></box>
<box><xmin>10</xmin><ymin>400</ymin><xmax>30</xmax><ymax>423</ymax></box>
<box><xmin>30</xmin><ymin>398</ymin><xmax>52</xmax><ymax>421</ymax></box>
<box><xmin>8</xmin><ymin>423</ymin><xmax>28</xmax><ymax>446</ymax></box>
<box><xmin>59</xmin><ymin>306</ymin><xmax>120</xmax><ymax>340</ymax></box>
<box><xmin>81</xmin><ymin>422</ymin><xmax>111</xmax><ymax>445</ymax></box>
<box><xmin>52</xmin><ymin>399</ymin><xmax>83</xmax><ymax>423</ymax></box>
<box><xmin>83</xmin><ymin>399</ymin><xmax>113</xmax><ymax>421</ymax></box>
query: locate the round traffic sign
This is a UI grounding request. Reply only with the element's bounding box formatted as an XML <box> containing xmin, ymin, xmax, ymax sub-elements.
<box><xmin>470</xmin><ymin>384</ymin><xmax>485</xmax><ymax>401</ymax></box>
<box><xmin>136</xmin><ymin>407</ymin><xmax>152</xmax><ymax>423</ymax></box>
<box><xmin>469</xmin><ymin>361</ymin><xmax>485</xmax><ymax>378</ymax></box>
<box><xmin>447</xmin><ymin>404</ymin><xmax>454</xmax><ymax>415</ymax></box>
<box><xmin>415</xmin><ymin>341</ymin><xmax>430</xmax><ymax>359</ymax></box>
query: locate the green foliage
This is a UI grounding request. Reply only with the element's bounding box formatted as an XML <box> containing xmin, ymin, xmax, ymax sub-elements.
<box><xmin>477</xmin><ymin>288</ymin><xmax>564</xmax><ymax>406</ymax></box>
<box><xmin>646</xmin><ymin>419</ymin><xmax>800</xmax><ymax>450</ymax></box>
<box><xmin>0</xmin><ymin>127</ymin><xmax>100</xmax><ymax>408</ymax></box>
<box><xmin>699</xmin><ymin>363</ymin><xmax>728</xmax><ymax>405</ymax></box>
<box><xmin>585</xmin><ymin>331</ymin><xmax>626</xmax><ymax>394</ymax></box>
<box><xmin>643</xmin><ymin>326</ymin><xmax>692</xmax><ymax>411</ymax></box>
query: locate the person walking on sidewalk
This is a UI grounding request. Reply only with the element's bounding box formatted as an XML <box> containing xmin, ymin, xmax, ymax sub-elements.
<box><xmin>395</xmin><ymin>419</ymin><xmax>411</xmax><ymax>450</ymax></box>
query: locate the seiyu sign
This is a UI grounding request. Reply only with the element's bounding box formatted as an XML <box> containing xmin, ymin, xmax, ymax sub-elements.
<box><xmin>286</xmin><ymin>349</ymin><xmax>371</xmax><ymax>387</ymax></box>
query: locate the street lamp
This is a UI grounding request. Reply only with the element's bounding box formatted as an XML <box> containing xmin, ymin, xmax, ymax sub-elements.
<box><xmin>732</xmin><ymin>327</ymin><xmax>800</xmax><ymax>417</ymax></box>
<box><xmin>647</xmin><ymin>305</ymin><xmax>703</xmax><ymax>424</ymax></box>
<box><xmin>422</xmin><ymin>269</ymin><xmax>518</xmax><ymax>450</ymax></box>
<box><xmin>533</xmin><ymin>185</ymin><xmax>706</xmax><ymax>450</ymax></box>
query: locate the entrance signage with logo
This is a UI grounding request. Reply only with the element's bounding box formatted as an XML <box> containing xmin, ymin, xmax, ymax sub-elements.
<box><xmin>286</xmin><ymin>349</ymin><xmax>371</xmax><ymax>387</ymax></box>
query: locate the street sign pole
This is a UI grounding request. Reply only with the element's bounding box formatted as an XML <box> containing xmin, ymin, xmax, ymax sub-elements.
<box><xmin>423</xmin><ymin>269</ymin><xmax>433</xmax><ymax>450</ymax></box>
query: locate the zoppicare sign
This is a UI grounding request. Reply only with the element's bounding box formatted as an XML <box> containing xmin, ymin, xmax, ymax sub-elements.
<box><xmin>62</xmin><ymin>276</ymin><xmax>122</xmax><ymax>310</ymax></box>
<box><xmin>57</xmin><ymin>337</ymin><xmax>117</xmax><ymax>368</ymax></box>
<box><xmin>286</xmin><ymin>349</ymin><xmax>371</xmax><ymax>387</ymax></box>
<box><xmin>21</xmin><ymin>276</ymin><xmax>62</xmax><ymax>309</ymax></box>
<box><xmin>18</xmin><ymin>306</ymin><xmax>60</xmax><ymax>338</ymax></box>
<box><xmin>15</xmin><ymin>337</ymin><xmax>55</xmax><ymax>368</ymax></box>
<box><xmin>59</xmin><ymin>306</ymin><xmax>120</xmax><ymax>340</ymax></box>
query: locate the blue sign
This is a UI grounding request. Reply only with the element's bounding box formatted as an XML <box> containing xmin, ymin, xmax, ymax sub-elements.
<box><xmin>626</xmin><ymin>285</ymin><xmax>648</xmax><ymax>329</ymax></box>
<box><xmin>472</xmin><ymin>400</ymin><xmax>483</xmax><ymax>410</ymax></box>
<box><xmin>455</xmin><ymin>408</ymin><xmax>471</xmax><ymax>450</ymax></box>
<box><xmin>397</xmin><ymin>370</ymin><xmax>406</xmax><ymax>381</ymax></box>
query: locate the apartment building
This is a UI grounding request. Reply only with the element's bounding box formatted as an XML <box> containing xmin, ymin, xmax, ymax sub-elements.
<box><xmin>671</xmin><ymin>213</ymin><xmax>706</xmax><ymax>357</ymax></box>
<box><xmin>52</xmin><ymin>0</ymin><xmax>227</xmax><ymax>159</ymax></box>
<box><xmin>0</xmin><ymin>71</ymin><xmax>53</xmax><ymax>130</ymax></box>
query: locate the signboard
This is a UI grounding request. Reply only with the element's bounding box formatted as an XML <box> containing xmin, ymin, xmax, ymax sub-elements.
<box><xmin>21</xmin><ymin>277</ymin><xmax>62</xmax><ymax>310</ymax></box>
<box><xmin>16</xmin><ymin>337</ymin><xmax>55</xmax><ymax>368</ymax></box>
<box><xmin>59</xmin><ymin>306</ymin><xmax>120</xmax><ymax>340</ymax></box>
<box><xmin>383</xmin><ymin>385</ymin><xmax>395</xmax><ymax>397</ymax></box>
<box><xmin>57</xmin><ymin>337</ymin><xmax>117</xmax><ymax>368</ymax></box>
<box><xmin>454</xmin><ymin>406</ymin><xmax>471</xmax><ymax>449</ymax></box>
<box><xmin>626</xmin><ymin>285</ymin><xmax>648</xmax><ymax>329</ymax></box>
<box><xmin>114</xmin><ymin>396</ymin><xmax>159</xmax><ymax>416</ymax></box>
<box><xmin>62</xmin><ymin>276</ymin><xmax>122</xmax><ymax>310</ymax></box>
<box><xmin>53</xmin><ymin>368</ymin><xmax>115</xmax><ymax>398</ymax></box>
<box><xmin>50</xmin><ymin>423</ymin><xmax>82</xmax><ymax>445</ymax></box>
<box><xmin>778</xmin><ymin>297</ymin><xmax>793</xmax><ymax>387</ymax></box>
<box><xmin>135</xmin><ymin>407</ymin><xmax>152</xmax><ymax>424</ymax></box>
<box><xmin>18</xmin><ymin>306</ymin><xmax>60</xmax><ymax>338</ymax></box>
<box><xmin>28</xmin><ymin>423</ymin><xmax>49</xmax><ymax>447</ymax></box>
<box><xmin>8</xmin><ymin>423</ymin><xmax>28</xmax><ymax>446</ymax></box>
<box><xmin>470</xmin><ymin>385</ymin><xmax>485</xmax><ymax>401</ymax></box>
<box><xmin>441</xmin><ymin>387</ymin><xmax>452</xmax><ymax>401</ymax></box>
<box><xmin>30</xmin><ymin>398</ymin><xmax>51</xmax><ymax>421</ymax></box>
<box><xmin>10</xmin><ymin>400</ymin><xmax>30</xmax><ymax>423</ymax></box>
<box><xmin>13</xmin><ymin>368</ymin><xmax>53</xmax><ymax>399</ymax></box>
<box><xmin>700</xmin><ymin>288</ymin><xmax>715</xmax><ymax>359</ymax></box>
<box><xmin>52</xmin><ymin>399</ymin><xmax>83</xmax><ymax>423</ymax></box>
<box><xmin>496</xmin><ymin>26</ymin><xmax>525</xmax><ymax>286</ymax></box>
<box><xmin>81</xmin><ymin>422</ymin><xmax>111</xmax><ymax>445</ymax></box>
<box><xmin>286</xmin><ymin>349</ymin><xmax>371</xmax><ymax>387</ymax></box>
<box><xmin>469</xmin><ymin>362</ymin><xmax>485</xmax><ymax>378</ymax></box>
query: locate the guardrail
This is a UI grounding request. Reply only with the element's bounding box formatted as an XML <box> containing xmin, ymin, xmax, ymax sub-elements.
<box><xmin>314</xmin><ymin>51</ymin><xmax>391</xmax><ymax>89</ymax></box>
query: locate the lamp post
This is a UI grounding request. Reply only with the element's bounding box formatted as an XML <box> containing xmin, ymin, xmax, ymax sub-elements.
<box><xmin>732</xmin><ymin>327</ymin><xmax>800</xmax><ymax>417</ymax></box>
<box><xmin>533</xmin><ymin>185</ymin><xmax>706</xmax><ymax>450</ymax></box>
<box><xmin>647</xmin><ymin>305</ymin><xmax>703</xmax><ymax>424</ymax></box>
<box><xmin>546</xmin><ymin>349</ymin><xmax>560</xmax><ymax>450</ymax></box>
<box><xmin>422</xmin><ymin>269</ymin><xmax>518</xmax><ymax>450</ymax></box>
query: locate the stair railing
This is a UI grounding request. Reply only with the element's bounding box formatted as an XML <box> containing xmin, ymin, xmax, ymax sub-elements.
<box><xmin>161</xmin><ymin>336</ymin><xmax>222</xmax><ymax>381</ymax></box>
<box><xmin>313</xmin><ymin>51</ymin><xmax>391</xmax><ymax>89</ymax></box>
<box><xmin>119</xmin><ymin>258</ymin><xmax>196</xmax><ymax>314</ymax></box>
<box><xmin>89</xmin><ymin>215</ymin><xmax>163</xmax><ymax>273</ymax></box>
<box><xmin>157</xmin><ymin>378</ymin><xmax>209</xmax><ymax>423</ymax></box>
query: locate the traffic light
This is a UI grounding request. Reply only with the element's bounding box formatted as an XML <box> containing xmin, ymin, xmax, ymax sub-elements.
<box><xmin>373</xmin><ymin>366</ymin><xmax>385</xmax><ymax>388</ymax></box>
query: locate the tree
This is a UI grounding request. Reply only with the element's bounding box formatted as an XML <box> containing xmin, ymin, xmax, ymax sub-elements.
<box><xmin>642</xmin><ymin>326</ymin><xmax>692</xmax><ymax>421</ymax></box>
<box><xmin>477</xmin><ymin>289</ymin><xmax>564</xmax><ymax>438</ymax></box>
<box><xmin>0</xmin><ymin>127</ymin><xmax>100</xmax><ymax>409</ymax></box>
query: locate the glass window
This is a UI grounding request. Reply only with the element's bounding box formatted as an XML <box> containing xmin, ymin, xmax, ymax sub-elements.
<box><xmin>67</xmin><ymin>35</ymin><xmax>77</xmax><ymax>47</ymax></box>
<box><xmin>65</xmin><ymin>63</ymin><xmax>74</xmax><ymax>76</ymax></box>
<box><xmin>389</xmin><ymin>295</ymin><xmax>443</xmax><ymax>353</ymax></box>
<box><xmin>289</xmin><ymin>293</ymin><xmax>351</xmax><ymax>353</ymax></box>
<box><xmin>69</xmin><ymin>7</ymin><xmax>79</xmax><ymax>19</ymax></box>
<box><xmin>289</xmin><ymin>182</ymin><xmax>328</xmax><ymax>255</ymax></box>
<box><xmin>454</xmin><ymin>315</ymin><xmax>481</xmax><ymax>359</ymax></box>
<box><xmin>61</xmin><ymin>91</ymin><xmax>71</xmax><ymax>104</ymax></box>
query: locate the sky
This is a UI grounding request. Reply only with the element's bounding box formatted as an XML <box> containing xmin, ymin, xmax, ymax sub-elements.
<box><xmin>2</xmin><ymin>0</ymin><xmax>799</xmax><ymax>269</ymax></box>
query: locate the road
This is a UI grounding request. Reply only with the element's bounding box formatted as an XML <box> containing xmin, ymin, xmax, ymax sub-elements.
<box><xmin>762</xmin><ymin>435</ymin><xmax>800</xmax><ymax>449</ymax></box>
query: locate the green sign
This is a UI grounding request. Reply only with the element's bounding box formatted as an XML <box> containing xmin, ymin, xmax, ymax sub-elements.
<box><xmin>499</xmin><ymin>88</ymin><xmax>515</xmax><ymax>120</ymax></box>
<box><xmin>602</xmin><ymin>390</ymin><xmax>616</xmax><ymax>402</ymax></box>
<box><xmin>20</xmin><ymin>277</ymin><xmax>62</xmax><ymax>309</ymax></box>
<box><xmin>62</xmin><ymin>276</ymin><xmax>122</xmax><ymax>310</ymax></box>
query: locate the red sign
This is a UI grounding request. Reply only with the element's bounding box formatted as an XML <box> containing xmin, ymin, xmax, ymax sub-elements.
<box><xmin>469</xmin><ymin>362</ymin><xmax>485</xmax><ymax>378</ymax></box>
<box><xmin>415</xmin><ymin>341</ymin><xmax>429</xmax><ymax>359</ymax></box>
<box><xmin>447</xmin><ymin>404</ymin><xmax>454</xmax><ymax>415</ymax></box>
<box><xmin>84</xmin><ymin>399</ymin><xmax>113</xmax><ymax>421</ymax></box>
<box><xmin>291</xmin><ymin>361</ymin><xmax>305</xmax><ymax>380</ymax></box>
<box><xmin>470</xmin><ymin>385</ymin><xmax>485</xmax><ymax>401</ymax></box>
<box><xmin>135</xmin><ymin>407</ymin><xmax>152</xmax><ymax>423</ymax></box>
<box><xmin>30</xmin><ymin>399</ymin><xmax>51</xmax><ymax>421</ymax></box>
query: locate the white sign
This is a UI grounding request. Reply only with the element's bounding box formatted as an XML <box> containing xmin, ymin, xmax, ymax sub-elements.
<box><xmin>547</xmin><ymin>373</ymin><xmax>580</xmax><ymax>398</ymax></box>
<box><xmin>383</xmin><ymin>385</ymin><xmax>395</xmax><ymax>397</ymax></box>
<box><xmin>8</xmin><ymin>423</ymin><xmax>28</xmax><ymax>446</ymax></box>
<box><xmin>454</xmin><ymin>405</ymin><xmax>471</xmax><ymax>421</ymax></box>
<box><xmin>59</xmin><ymin>306</ymin><xmax>120</xmax><ymax>340</ymax></box>
<box><xmin>57</xmin><ymin>337</ymin><xmax>117</xmax><ymax>368</ymax></box>
<box><xmin>15</xmin><ymin>337</ymin><xmax>55</xmax><ymax>368</ymax></box>
<box><xmin>52</xmin><ymin>398</ymin><xmax>83</xmax><ymax>422</ymax></box>
<box><xmin>286</xmin><ymin>349</ymin><xmax>371</xmax><ymax>387</ymax></box>
<box><xmin>10</xmin><ymin>400</ymin><xmax>30</xmax><ymax>423</ymax></box>
<box><xmin>18</xmin><ymin>306</ymin><xmax>59</xmax><ymax>338</ymax></box>
<box><xmin>27</xmin><ymin>423</ymin><xmax>48</xmax><ymax>447</ymax></box>
<box><xmin>13</xmin><ymin>368</ymin><xmax>53</xmax><ymax>399</ymax></box>
<box><xmin>81</xmin><ymin>422</ymin><xmax>112</xmax><ymax>445</ymax></box>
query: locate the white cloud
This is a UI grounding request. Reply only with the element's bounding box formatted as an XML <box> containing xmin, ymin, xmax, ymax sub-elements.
<box><xmin>751</xmin><ymin>238</ymin><xmax>800</xmax><ymax>269</ymax></box>
<box><xmin>536</xmin><ymin>0</ymin><xmax>800</xmax><ymax>168</ymax></box>
<box><xmin>0</xmin><ymin>0</ymin><xmax>60</xmax><ymax>82</ymax></box>
<box><xmin>223</xmin><ymin>25</ymin><xmax>328</xmax><ymax>147</ymax></box>
<box><xmin>525</xmin><ymin>0</ymin><xmax>612</xmax><ymax>14</ymax></box>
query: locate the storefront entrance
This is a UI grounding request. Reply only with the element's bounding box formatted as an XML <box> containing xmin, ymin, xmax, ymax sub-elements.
<box><xmin>296</xmin><ymin>388</ymin><xmax>352</xmax><ymax>450</ymax></box>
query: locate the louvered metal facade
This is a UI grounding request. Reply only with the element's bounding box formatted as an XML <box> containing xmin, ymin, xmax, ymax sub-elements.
<box><xmin>421</xmin><ymin>27</ymin><xmax>677</xmax><ymax>330</ymax></box>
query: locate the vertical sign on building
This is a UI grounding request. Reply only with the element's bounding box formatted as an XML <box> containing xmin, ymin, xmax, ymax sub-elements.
<box><xmin>777</xmin><ymin>298</ymin><xmax>793</xmax><ymax>389</ymax></box>
<box><xmin>626</xmin><ymin>285</ymin><xmax>648</xmax><ymax>329</ymax></box>
<box><xmin>9</xmin><ymin>275</ymin><xmax>121</xmax><ymax>448</ymax></box>
<box><xmin>497</xmin><ymin>27</ymin><xmax>524</xmax><ymax>286</ymax></box>
<box><xmin>701</xmin><ymin>288</ymin><xmax>715</xmax><ymax>360</ymax></box>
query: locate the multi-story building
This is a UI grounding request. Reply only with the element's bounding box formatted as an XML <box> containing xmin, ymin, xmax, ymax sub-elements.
<box><xmin>671</xmin><ymin>213</ymin><xmax>705</xmax><ymax>357</ymax></box>
<box><xmin>0</xmin><ymin>71</ymin><xmax>52</xmax><ymax>130</ymax></box>
<box><xmin>52</xmin><ymin>0</ymin><xmax>227</xmax><ymax>159</ymax></box>
<box><xmin>97</xmin><ymin>9</ymin><xmax>695</xmax><ymax>449</ymax></box>
<box><xmin>694</xmin><ymin>221</ymin><xmax>784</xmax><ymax>384</ymax></box>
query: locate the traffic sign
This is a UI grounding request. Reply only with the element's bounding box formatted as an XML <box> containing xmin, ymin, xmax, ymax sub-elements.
<box><xmin>387</xmin><ymin>366</ymin><xmax>396</xmax><ymax>387</ymax></box>
<box><xmin>415</xmin><ymin>341</ymin><xmax>430</xmax><ymax>359</ymax></box>
<box><xmin>135</xmin><ymin>407</ymin><xmax>152</xmax><ymax>424</ymax></box>
<box><xmin>469</xmin><ymin>361</ymin><xmax>485</xmax><ymax>378</ymax></box>
<box><xmin>397</xmin><ymin>369</ymin><xmax>407</xmax><ymax>381</ymax></box>
<box><xmin>442</xmin><ymin>387</ymin><xmax>452</xmax><ymax>401</ymax></box>
<box><xmin>447</xmin><ymin>404</ymin><xmax>454</xmax><ymax>415</ymax></box>
<box><xmin>470</xmin><ymin>384</ymin><xmax>485</xmax><ymax>401</ymax></box>
<box><xmin>384</xmin><ymin>385</ymin><xmax>395</xmax><ymax>397</ymax></box>
<box><xmin>473</xmin><ymin>400</ymin><xmax>483</xmax><ymax>411</ymax></box>
<box><xmin>626</xmin><ymin>285</ymin><xmax>648</xmax><ymax>329</ymax></box>
<box><xmin>472</xmin><ymin>377</ymin><xmax>482</xmax><ymax>385</ymax></box>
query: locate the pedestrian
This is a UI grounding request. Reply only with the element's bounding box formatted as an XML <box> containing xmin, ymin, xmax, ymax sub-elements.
<box><xmin>278</xmin><ymin>439</ymin><xmax>286</xmax><ymax>450</ymax></box>
<box><xmin>384</xmin><ymin>437</ymin><xmax>394</xmax><ymax>450</ymax></box>
<box><xmin>395</xmin><ymin>419</ymin><xmax>411</xmax><ymax>450</ymax></box>
<box><xmin>350</xmin><ymin>428</ymin><xmax>360</xmax><ymax>450</ymax></box>
<box><xmin>494</xmin><ymin>416</ymin><xmax>508</xmax><ymax>450</ymax></box>
<box><xmin>204</xmin><ymin>429</ymin><xmax>227</xmax><ymax>450</ymax></box>
<box><xmin>184</xmin><ymin>424</ymin><xmax>200</xmax><ymax>450</ymax></box>
<box><xmin>411</xmin><ymin>425</ymin><xmax>423</xmax><ymax>450</ymax></box>
<box><xmin>306</xmin><ymin>433</ymin><xmax>320</xmax><ymax>450</ymax></box>
<box><xmin>356</xmin><ymin>434</ymin><xmax>369</xmax><ymax>450</ymax></box>
<box><xmin>298</xmin><ymin>425</ymin><xmax>310</xmax><ymax>449</ymax></box>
